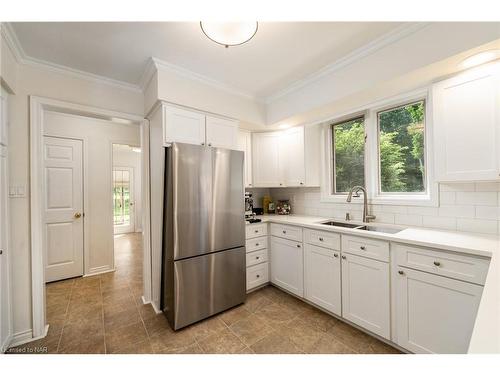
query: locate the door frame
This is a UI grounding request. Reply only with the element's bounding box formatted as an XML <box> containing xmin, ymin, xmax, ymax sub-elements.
<box><xmin>30</xmin><ymin>96</ymin><xmax>151</xmax><ymax>339</ymax></box>
<box><xmin>112</xmin><ymin>165</ymin><xmax>135</xmax><ymax>234</ymax></box>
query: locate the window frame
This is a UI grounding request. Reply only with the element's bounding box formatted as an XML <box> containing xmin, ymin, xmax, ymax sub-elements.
<box><xmin>321</xmin><ymin>88</ymin><xmax>438</xmax><ymax>207</ymax></box>
<box><xmin>331</xmin><ymin>115</ymin><xmax>366</xmax><ymax>195</ymax></box>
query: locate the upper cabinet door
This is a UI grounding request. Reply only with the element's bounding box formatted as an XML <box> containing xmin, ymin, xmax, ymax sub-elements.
<box><xmin>282</xmin><ymin>127</ymin><xmax>305</xmax><ymax>187</ymax></box>
<box><xmin>164</xmin><ymin>105</ymin><xmax>206</xmax><ymax>146</ymax></box>
<box><xmin>237</xmin><ymin>130</ymin><xmax>253</xmax><ymax>187</ymax></box>
<box><xmin>206</xmin><ymin>116</ymin><xmax>239</xmax><ymax>150</ymax></box>
<box><xmin>252</xmin><ymin>132</ymin><xmax>282</xmax><ymax>187</ymax></box>
<box><xmin>432</xmin><ymin>63</ymin><xmax>500</xmax><ymax>182</ymax></box>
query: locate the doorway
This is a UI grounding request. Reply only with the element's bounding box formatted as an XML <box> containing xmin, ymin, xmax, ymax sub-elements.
<box><xmin>113</xmin><ymin>167</ymin><xmax>135</xmax><ymax>234</ymax></box>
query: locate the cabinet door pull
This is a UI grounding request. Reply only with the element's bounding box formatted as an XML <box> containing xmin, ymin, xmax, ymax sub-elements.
<box><xmin>341</xmin><ymin>255</ymin><xmax>346</xmax><ymax>260</ymax></box>
<box><xmin>398</xmin><ymin>270</ymin><xmax>404</xmax><ymax>275</ymax></box>
<box><xmin>333</xmin><ymin>253</ymin><xmax>338</xmax><ymax>258</ymax></box>
<box><xmin>256</xmin><ymin>256</ymin><xmax>260</xmax><ymax>260</ymax></box>
<box><xmin>201</xmin><ymin>142</ymin><xmax>205</xmax><ymax>145</ymax></box>
<box><xmin>360</xmin><ymin>246</ymin><xmax>366</xmax><ymax>250</ymax></box>
<box><xmin>319</xmin><ymin>237</ymin><xmax>324</xmax><ymax>241</ymax></box>
<box><xmin>255</xmin><ymin>243</ymin><xmax>259</xmax><ymax>246</ymax></box>
<box><xmin>254</xmin><ymin>230</ymin><xmax>258</xmax><ymax>233</ymax></box>
<box><xmin>296</xmin><ymin>244</ymin><xmax>301</xmax><ymax>248</ymax></box>
<box><xmin>282</xmin><ymin>230</ymin><xmax>286</xmax><ymax>234</ymax></box>
<box><xmin>433</xmin><ymin>261</ymin><xmax>441</xmax><ymax>267</ymax></box>
<box><xmin>256</xmin><ymin>274</ymin><xmax>260</xmax><ymax>278</ymax></box>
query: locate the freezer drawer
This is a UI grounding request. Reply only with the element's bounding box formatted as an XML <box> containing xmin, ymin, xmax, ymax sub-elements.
<box><xmin>166</xmin><ymin>246</ymin><xmax>246</xmax><ymax>330</ymax></box>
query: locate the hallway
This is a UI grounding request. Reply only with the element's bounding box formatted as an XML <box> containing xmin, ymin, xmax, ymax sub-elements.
<box><xmin>9</xmin><ymin>233</ymin><xmax>154</xmax><ymax>353</ymax></box>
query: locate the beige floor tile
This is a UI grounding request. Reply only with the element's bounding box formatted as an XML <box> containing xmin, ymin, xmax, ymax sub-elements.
<box><xmin>219</xmin><ymin>305</ymin><xmax>252</xmax><ymax>326</ymax></box>
<box><xmin>188</xmin><ymin>316</ymin><xmax>227</xmax><ymax>342</ymax></box>
<box><xmin>243</xmin><ymin>291</ymin><xmax>274</xmax><ymax>313</ymax></box>
<box><xmin>307</xmin><ymin>333</ymin><xmax>356</xmax><ymax>354</ymax></box>
<box><xmin>250</xmin><ymin>332</ymin><xmax>303</xmax><ymax>354</ymax></box>
<box><xmin>143</xmin><ymin>315</ymin><xmax>171</xmax><ymax>337</ymax></box>
<box><xmin>107</xmin><ymin>339</ymin><xmax>154</xmax><ymax>354</ymax></box>
<box><xmin>105</xmin><ymin>321</ymin><xmax>149</xmax><ymax>353</ymax></box>
<box><xmin>58</xmin><ymin>336</ymin><xmax>105</xmax><ymax>354</ymax></box>
<box><xmin>277</xmin><ymin>317</ymin><xmax>324</xmax><ymax>352</ymax></box>
<box><xmin>149</xmin><ymin>327</ymin><xmax>197</xmax><ymax>353</ymax></box>
<box><xmin>59</xmin><ymin>318</ymin><xmax>104</xmax><ymax>349</ymax></box>
<box><xmin>229</xmin><ymin>314</ymin><xmax>274</xmax><ymax>346</ymax></box>
<box><xmin>254</xmin><ymin>302</ymin><xmax>297</xmax><ymax>326</ymax></box>
<box><xmin>296</xmin><ymin>308</ymin><xmax>338</xmax><ymax>332</ymax></box>
<box><xmin>197</xmin><ymin>328</ymin><xmax>246</xmax><ymax>354</ymax></box>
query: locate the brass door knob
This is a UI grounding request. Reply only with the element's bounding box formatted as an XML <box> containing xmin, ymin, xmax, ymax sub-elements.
<box><xmin>74</xmin><ymin>212</ymin><xmax>82</xmax><ymax>219</ymax></box>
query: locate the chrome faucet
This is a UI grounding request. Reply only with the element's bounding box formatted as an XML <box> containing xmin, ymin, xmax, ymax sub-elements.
<box><xmin>346</xmin><ymin>186</ymin><xmax>376</xmax><ymax>223</ymax></box>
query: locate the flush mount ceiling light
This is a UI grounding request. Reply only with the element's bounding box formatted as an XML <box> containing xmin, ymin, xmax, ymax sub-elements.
<box><xmin>200</xmin><ymin>22</ymin><xmax>258</xmax><ymax>48</ymax></box>
<box><xmin>461</xmin><ymin>50</ymin><xmax>500</xmax><ymax>68</ymax></box>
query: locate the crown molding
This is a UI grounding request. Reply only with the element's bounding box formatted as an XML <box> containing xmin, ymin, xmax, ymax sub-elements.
<box><xmin>150</xmin><ymin>57</ymin><xmax>264</xmax><ymax>102</ymax></box>
<box><xmin>2</xmin><ymin>22</ymin><xmax>142</xmax><ymax>94</ymax></box>
<box><xmin>265</xmin><ymin>22</ymin><xmax>430</xmax><ymax>104</ymax></box>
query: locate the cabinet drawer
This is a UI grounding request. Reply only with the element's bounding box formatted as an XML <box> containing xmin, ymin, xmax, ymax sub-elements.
<box><xmin>246</xmin><ymin>223</ymin><xmax>268</xmax><ymax>239</ymax></box>
<box><xmin>304</xmin><ymin>229</ymin><xmax>340</xmax><ymax>250</ymax></box>
<box><xmin>342</xmin><ymin>235</ymin><xmax>389</xmax><ymax>262</ymax></box>
<box><xmin>394</xmin><ymin>243</ymin><xmax>490</xmax><ymax>285</ymax></box>
<box><xmin>246</xmin><ymin>236</ymin><xmax>267</xmax><ymax>253</ymax></box>
<box><xmin>270</xmin><ymin>223</ymin><xmax>303</xmax><ymax>242</ymax></box>
<box><xmin>246</xmin><ymin>262</ymin><xmax>269</xmax><ymax>290</ymax></box>
<box><xmin>246</xmin><ymin>249</ymin><xmax>268</xmax><ymax>267</ymax></box>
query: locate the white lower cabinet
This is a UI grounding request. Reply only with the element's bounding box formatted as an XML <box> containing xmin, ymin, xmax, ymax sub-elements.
<box><xmin>304</xmin><ymin>244</ymin><xmax>341</xmax><ymax>315</ymax></box>
<box><xmin>270</xmin><ymin>236</ymin><xmax>304</xmax><ymax>297</ymax></box>
<box><xmin>395</xmin><ymin>267</ymin><xmax>483</xmax><ymax>353</ymax></box>
<box><xmin>341</xmin><ymin>253</ymin><xmax>391</xmax><ymax>339</ymax></box>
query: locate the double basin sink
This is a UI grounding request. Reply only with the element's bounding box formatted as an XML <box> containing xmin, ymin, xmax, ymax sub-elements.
<box><xmin>319</xmin><ymin>220</ymin><xmax>403</xmax><ymax>234</ymax></box>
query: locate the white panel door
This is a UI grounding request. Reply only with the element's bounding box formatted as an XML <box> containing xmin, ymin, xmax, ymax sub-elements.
<box><xmin>43</xmin><ymin>136</ymin><xmax>84</xmax><ymax>282</ymax></box>
<box><xmin>395</xmin><ymin>267</ymin><xmax>483</xmax><ymax>354</ymax></box>
<box><xmin>206</xmin><ymin>115</ymin><xmax>239</xmax><ymax>150</ymax></box>
<box><xmin>163</xmin><ymin>105</ymin><xmax>206</xmax><ymax>146</ymax></box>
<box><xmin>433</xmin><ymin>63</ymin><xmax>500</xmax><ymax>181</ymax></box>
<box><xmin>252</xmin><ymin>132</ymin><xmax>282</xmax><ymax>187</ymax></box>
<box><xmin>304</xmin><ymin>244</ymin><xmax>341</xmax><ymax>315</ymax></box>
<box><xmin>341</xmin><ymin>253</ymin><xmax>390</xmax><ymax>339</ymax></box>
<box><xmin>237</xmin><ymin>130</ymin><xmax>252</xmax><ymax>187</ymax></box>
<box><xmin>282</xmin><ymin>127</ymin><xmax>305</xmax><ymax>187</ymax></box>
<box><xmin>270</xmin><ymin>236</ymin><xmax>304</xmax><ymax>297</ymax></box>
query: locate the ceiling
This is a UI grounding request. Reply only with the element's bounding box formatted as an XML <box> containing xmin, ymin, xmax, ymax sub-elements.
<box><xmin>10</xmin><ymin>22</ymin><xmax>403</xmax><ymax>99</ymax></box>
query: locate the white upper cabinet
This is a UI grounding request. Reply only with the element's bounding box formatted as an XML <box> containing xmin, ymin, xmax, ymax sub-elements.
<box><xmin>432</xmin><ymin>62</ymin><xmax>500</xmax><ymax>182</ymax></box>
<box><xmin>161</xmin><ymin>103</ymin><xmax>239</xmax><ymax>149</ymax></box>
<box><xmin>251</xmin><ymin>125</ymin><xmax>321</xmax><ymax>188</ymax></box>
<box><xmin>281</xmin><ymin>127</ymin><xmax>306</xmax><ymax>186</ymax></box>
<box><xmin>252</xmin><ymin>131</ymin><xmax>282</xmax><ymax>187</ymax></box>
<box><xmin>237</xmin><ymin>130</ymin><xmax>253</xmax><ymax>188</ymax></box>
<box><xmin>164</xmin><ymin>105</ymin><xmax>206</xmax><ymax>146</ymax></box>
<box><xmin>206</xmin><ymin>115</ymin><xmax>239</xmax><ymax>149</ymax></box>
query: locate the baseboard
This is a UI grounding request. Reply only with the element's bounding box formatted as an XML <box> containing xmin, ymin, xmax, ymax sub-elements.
<box><xmin>8</xmin><ymin>325</ymin><xmax>49</xmax><ymax>349</ymax></box>
<box><xmin>151</xmin><ymin>301</ymin><xmax>162</xmax><ymax>314</ymax></box>
<box><xmin>1</xmin><ymin>333</ymin><xmax>13</xmax><ymax>353</ymax></box>
<box><xmin>85</xmin><ymin>266</ymin><xmax>115</xmax><ymax>277</ymax></box>
<box><xmin>141</xmin><ymin>295</ymin><xmax>151</xmax><ymax>305</ymax></box>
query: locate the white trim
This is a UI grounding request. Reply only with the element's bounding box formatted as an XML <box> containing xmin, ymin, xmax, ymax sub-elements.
<box><xmin>151</xmin><ymin>301</ymin><xmax>162</xmax><ymax>314</ymax></box>
<box><xmin>2</xmin><ymin>23</ymin><xmax>142</xmax><ymax>94</ymax></box>
<box><xmin>320</xmin><ymin>88</ymin><xmax>438</xmax><ymax>207</ymax></box>
<box><xmin>141</xmin><ymin>120</ymin><xmax>152</xmax><ymax>304</ymax></box>
<box><xmin>87</xmin><ymin>265</ymin><xmax>115</xmax><ymax>277</ymax></box>
<box><xmin>112</xmin><ymin>166</ymin><xmax>136</xmax><ymax>234</ymax></box>
<box><xmin>266</xmin><ymin>23</ymin><xmax>430</xmax><ymax>104</ymax></box>
<box><xmin>151</xmin><ymin>57</ymin><xmax>262</xmax><ymax>102</ymax></box>
<box><xmin>30</xmin><ymin>96</ymin><xmax>151</xmax><ymax>340</ymax></box>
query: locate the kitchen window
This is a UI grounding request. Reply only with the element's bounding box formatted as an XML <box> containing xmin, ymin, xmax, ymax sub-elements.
<box><xmin>331</xmin><ymin>116</ymin><xmax>365</xmax><ymax>194</ymax></box>
<box><xmin>322</xmin><ymin>90</ymin><xmax>437</xmax><ymax>206</ymax></box>
<box><xmin>377</xmin><ymin>100</ymin><xmax>426</xmax><ymax>194</ymax></box>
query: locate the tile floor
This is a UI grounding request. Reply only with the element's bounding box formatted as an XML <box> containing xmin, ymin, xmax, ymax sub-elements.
<box><xmin>9</xmin><ymin>233</ymin><xmax>401</xmax><ymax>354</ymax></box>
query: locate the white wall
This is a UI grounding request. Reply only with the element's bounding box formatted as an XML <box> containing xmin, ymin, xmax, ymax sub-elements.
<box><xmin>271</xmin><ymin>183</ymin><xmax>500</xmax><ymax>236</ymax></box>
<box><xmin>112</xmin><ymin>145</ymin><xmax>143</xmax><ymax>232</ymax></box>
<box><xmin>7</xmin><ymin>59</ymin><xmax>143</xmax><ymax>338</ymax></box>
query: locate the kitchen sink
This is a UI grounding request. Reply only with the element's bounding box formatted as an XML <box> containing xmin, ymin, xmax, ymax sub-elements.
<box><xmin>355</xmin><ymin>225</ymin><xmax>403</xmax><ymax>234</ymax></box>
<box><xmin>319</xmin><ymin>221</ymin><xmax>362</xmax><ymax>229</ymax></box>
<box><xmin>319</xmin><ymin>220</ymin><xmax>403</xmax><ymax>234</ymax></box>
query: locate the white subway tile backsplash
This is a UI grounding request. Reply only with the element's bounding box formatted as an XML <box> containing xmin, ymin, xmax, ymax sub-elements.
<box><xmin>475</xmin><ymin>182</ymin><xmax>500</xmax><ymax>192</ymax></box>
<box><xmin>456</xmin><ymin>192</ymin><xmax>498</xmax><ymax>206</ymax></box>
<box><xmin>263</xmin><ymin>181</ymin><xmax>499</xmax><ymax>235</ymax></box>
<box><xmin>475</xmin><ymin>206</ymin><xmax>500</xmax><ymax>220</ymax></box>
<box><xmin>440</xmin><ymin>183</ymin><xmax>475</xmax><ymax>192</ymax></box>
<box><xmin>422</xmin><ymin>216</ymin><xmax>457</xmax><ymax>231</ymax></box>
<box><xmin>456</xmin><ymin>218</ymin><xmax>498</xmax><ymax>235</ymax></box>
<box><xmin>438</xmin><ymin>205</ymin><xmax>475</xmax><ymax>218</ymax></box>
<box><xmin>394</xmin><ymin>214</ymin><xmax>423</xmax><ymax>227</ymax></box>
<box><xmin>439</xmin><ymin>191</ymin><xmax>456</xmax><ymax>205</ymax></box>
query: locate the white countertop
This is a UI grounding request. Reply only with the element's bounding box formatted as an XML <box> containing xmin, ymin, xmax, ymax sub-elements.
<box><xmin>248</xmin><ymin>214</ymin><xmax>500</xmax><ymax>353</ymax></box>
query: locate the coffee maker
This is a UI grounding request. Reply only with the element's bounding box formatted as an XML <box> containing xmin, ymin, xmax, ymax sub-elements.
<box><xmin>245</xmin><ymin>192</ymin><xmax>261</xmax><ymax>223</ymax></box>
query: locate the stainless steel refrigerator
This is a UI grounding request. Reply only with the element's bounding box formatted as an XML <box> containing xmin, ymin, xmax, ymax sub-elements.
<box><xmin>161</xmin><ymin>143</ymin><xmax>246</xmax><ymax>330</ymax></box>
